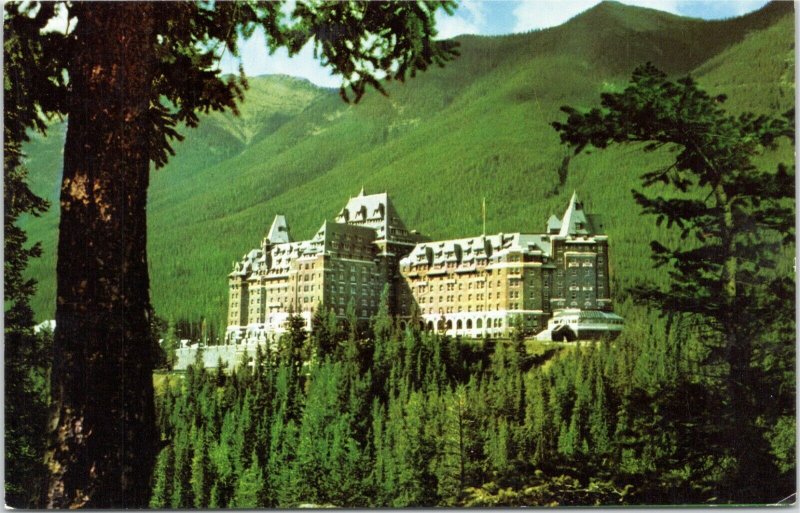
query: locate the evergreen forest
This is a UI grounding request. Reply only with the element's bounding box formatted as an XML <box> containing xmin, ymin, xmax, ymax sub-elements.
<box><xmin>7</xmin><ymin>0</ymin><xmax>795</xmax><ymax>507</ymax></box>
<box><xmin>149</xmin><ymin>297</ymin><xmax>793</xmax><ymax>507</ymax></box>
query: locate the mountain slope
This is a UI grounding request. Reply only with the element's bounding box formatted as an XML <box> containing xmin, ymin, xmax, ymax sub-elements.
<box><xmin>21</xmin><ymin>1</ymin><xmax>794</xmax><ymax>330</ymax></box>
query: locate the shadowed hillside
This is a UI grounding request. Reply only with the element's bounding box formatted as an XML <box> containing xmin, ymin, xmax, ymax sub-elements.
<box><xmin>21</xmin><ymin>1</ymin><xmax>794</xmax><ymax>329</ymax></box>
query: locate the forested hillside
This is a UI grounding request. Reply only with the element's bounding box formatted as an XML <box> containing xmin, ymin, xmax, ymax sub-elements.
<box><xmin>14</xmin><ymin>1</ymin><xmax>795</xmax><ymax>507</ymax></box>
<box><xmin>22</xmin><ymin>1</ymin><xmax>794</xmax><ymax>333</ymax></box>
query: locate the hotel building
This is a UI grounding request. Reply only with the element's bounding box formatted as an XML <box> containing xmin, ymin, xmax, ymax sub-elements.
<box><xmin>225</xmin><ymin>190</ymin><xmax>618</xmax><ymax>343</ymax></box>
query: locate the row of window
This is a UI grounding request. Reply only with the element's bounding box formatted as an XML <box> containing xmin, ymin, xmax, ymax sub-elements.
<box><xmin>567</xmin><ymin>261</ymin><xmax>594</xmax><ymax>267</ymax></box>
<box><xmin>332</xmin><ymin>306</ymin><xmax>373</xmax><ymax>317</ymax></box>
<box><xmin>420</xmin><ymin>291</ymin><xmax>508</xmax><ymax>304</ymax></box>
<box><xmin>430</xmin><ymin>318</ymin><xmax>505</xmax><ymax>330</ymax></box>
<box><xmin>328</xmin><ymin>295</ymin><xmax>378</xmax><ymax>307</ymax></box>
<box><xmin>568</xmin><ymin>285</ymin><xmax>594</xmax><ymax>291</ymax></box>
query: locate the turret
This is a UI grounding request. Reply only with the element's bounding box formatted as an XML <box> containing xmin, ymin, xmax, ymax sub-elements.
<box><xmin>267</xmin><ymin>215</ymin><xmax>290</xmax><ymax>244</ymax></box>
<box><xmin>558</xmin><ymin>191</ymin><xmax>591</xmax><ymax>236</ymax></box>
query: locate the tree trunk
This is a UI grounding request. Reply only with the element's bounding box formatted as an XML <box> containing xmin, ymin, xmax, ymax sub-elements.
<box><xmin>714</xmin><ymin>185</ymin><xmax>770</xmax><ymax>500</ymax></box>
<box><xmin>44</xmin><ymin>4</ymin><xmax>158</xmax><ymax>508</ymax></box>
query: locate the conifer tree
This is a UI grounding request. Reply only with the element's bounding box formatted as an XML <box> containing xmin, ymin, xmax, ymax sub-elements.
<box><xmin>232</xmin><ymin>452</ymin><xmax>265</xmax><ymax>509</ymax></box>
<box><xmin>432</xmin><ymin>386</ymin><xmax>470</xmax><ymax>504</ymax></box>
<box><xmin>4</xmin><ymin>5</ymin><xmax>55</xmax><ymax>506</ymax></box>
<box><xmin>282</xmin><ymin>311</ymin><xmax>309</xmax><ymax>374</ymax></box>
<box><xmin>170</xmin><ymin>427</ymin><xmax>192</xmax><ymax>509</ymax></box>
<box><xmin>588</xmin><ymin>370</ymin><xmax>611</xmax><ymax>458</ymax></box>
<box><xmin>344</xmin><ymin>298</ymin><xmax>360</xmax><ymax>346</ymax></box>
<box><xmin>190</xmin><ymin>427</ymin><xmax>213</xmax><ymax>508</ymax></box>
<box><xmin>553</xmin><ymin>63</ymin><xmax>795</xmax><ymax>501</ymax></box>
<box><xmin>292</xmin><ymin>362</ymin><xmax>340</xmax><ymax>504</ymax></box>
<box><xmin>372</xmin><ymin>285</ymin><xmax>395</xmax><ymax>397</ymax></box>
<box><xmin>209</xmin><ymin>483</ymin><xmax>222</xmax><ymax>509</ymax></box>
<box><xmin>161</xmin><ymin>318</ymin><xmax>180</xmax><ymax>369</ymax></box>
<box><xmin>266</xmin><ymin>409</ymin><xmax>300</xmax><ymax>507</ymax></box>
<box><xmin>5</xmin><ymin>2</ymin><xmax>458</xmax><ymax>505</ymax></box>
<box><xmin>524</xmin><ymin>372</ymin><xmax>551</xmax><ymax>466</ymax></box>
<box><xmin>311</xmin><ymin>305</ymin><xmax>337</xmax><ymax>361</ymax></box>
<box><xmin>149</xmin><ymin>446</ymin><xmax>174</xmax><ymax>509</ymax></box>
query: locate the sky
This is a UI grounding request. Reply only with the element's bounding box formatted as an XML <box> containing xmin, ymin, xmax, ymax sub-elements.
<box><xmin>39</xmin><ymin>1</ymin><xmax>772</xmax><ymax>88</ymax></box>
<box><xmin>218</xmin><ymin>0</ymin><xmax>772</xmax><ymax>88</ymax></box>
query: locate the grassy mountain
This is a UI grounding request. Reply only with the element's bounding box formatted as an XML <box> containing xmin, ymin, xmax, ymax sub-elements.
<box><xmin>21</xmin><ymin>1</ymin><xmax>794</xmax><ymax>331</ymax></box>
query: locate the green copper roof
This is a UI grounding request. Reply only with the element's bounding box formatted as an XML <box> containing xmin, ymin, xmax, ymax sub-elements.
<box><xmin>558</xmin><ymin>191</ymin><xmax>591</xmax><ymax>237</ymax></box>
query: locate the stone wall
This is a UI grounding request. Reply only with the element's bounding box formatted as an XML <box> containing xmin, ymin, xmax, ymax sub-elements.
<box><xmin>173</xmin><ymin>342</ymin><xmax>265</xmax><ymax>371</ymax></box>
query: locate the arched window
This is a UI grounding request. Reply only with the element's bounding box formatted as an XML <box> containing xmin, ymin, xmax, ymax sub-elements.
<box><xmin>456</xmin><ymin>320</ymin><xmax>463</xmax><ymax>330</ymax></box>
<box><xmin>446</xmin><ymin>320</ymin><xmax>453</xmax><ymax>330</ymax></box>
<box><xmin>427</xmin><ymin>321</ymin><xmax>434</xmax><ymax>331</ymax></box>
<box><xmin>476</xmin><ymin>318</ymin><xmax>482</xmax><ymax>329</ymax></box>
<box><xmin>466</xmin><ymin>319</ymin><xmax>473</xmax><ymax>329</ymax></box>
<box><xmin>437</xmin><ymin>319</ymin><xmax>445</xmax><ymax>330</ymax></box>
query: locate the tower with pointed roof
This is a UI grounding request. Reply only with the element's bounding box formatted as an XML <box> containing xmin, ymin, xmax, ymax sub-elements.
<box><xmin>223</xmin><ymin>189</ymin><xmax>618</xmax><ymax>351</ymax></box>
<box><xmin>546</xmin><ymin>192</ymin><xmax>611</xmax><ymax>312</ymax></box>
<box><xmin>398</xmin><ymin>191</ymin><xmax>616</xmax><ymax>338</ymax></box>
<box><xmin>266</xmin><ymin>215</ymin><xmax>290</xmax><ymax>244</ymax></box>
<box><xmin>225</xmin><ymin>189</ymin><xmax>426</xmax><ymax>345</ymax></box>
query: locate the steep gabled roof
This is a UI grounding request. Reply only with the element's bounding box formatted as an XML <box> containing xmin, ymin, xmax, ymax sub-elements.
<box><xmin>400</xmin><ymin>232</ymin><xmax>551</xmax><ymax>267</ymax></box>
<box><xmin>335</xmin><ymin>188</ymin><xmax>412</xmax><ymax>242</ymax></box>
<box><xmin>558</xmin><ymin>191</ymin><xmax>591</xmax><ymax>236</ymax></box>
<box><xmin>267</xmin><ymin>214</ymin><xmax>291</xmax><ymax>244</ymax></box>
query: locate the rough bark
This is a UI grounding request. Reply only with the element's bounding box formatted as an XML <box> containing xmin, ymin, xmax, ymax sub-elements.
<box><xmin>44</xmin><ymin>4</ymin><xmax>158</xmax><ymax>508</ymax></box>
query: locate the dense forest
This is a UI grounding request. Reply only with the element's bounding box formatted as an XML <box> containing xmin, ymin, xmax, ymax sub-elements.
<box><xmin>7</xmin><ymin>1</ymin><xmax>794</xmax><ymax>507</ymax></box>
<box><xmin>149</xmin><ymin>297</ymin><xmax>794</xmax><ymax>507</ymax></box>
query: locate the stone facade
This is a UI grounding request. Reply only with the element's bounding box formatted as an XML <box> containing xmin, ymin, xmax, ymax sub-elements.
<box><xmin>226</xmin><ymin>190</ymin><xmax>618</xmax><ymax>344</ymax></box>
<box><xmin>398</xmin><ymin>192</ymin><xmax>612</xmax><ymax>338</ymax></box>
<box><xmin>225</xmin><ymin>189</ymin><xmax>425</xmax><ymax>344</ymax></box>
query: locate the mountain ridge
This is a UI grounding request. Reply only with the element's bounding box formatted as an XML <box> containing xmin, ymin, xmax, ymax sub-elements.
<box><xmin>21</xmin><ymin>1</ymin><xmax>794</xmax><ymax>327</ymax></box>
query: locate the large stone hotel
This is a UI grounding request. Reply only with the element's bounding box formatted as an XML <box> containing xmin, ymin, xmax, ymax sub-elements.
<box><xmin>225</xmin><ymin>189</ymin><xmax>621</xmax><ymax>344</ymax></box>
